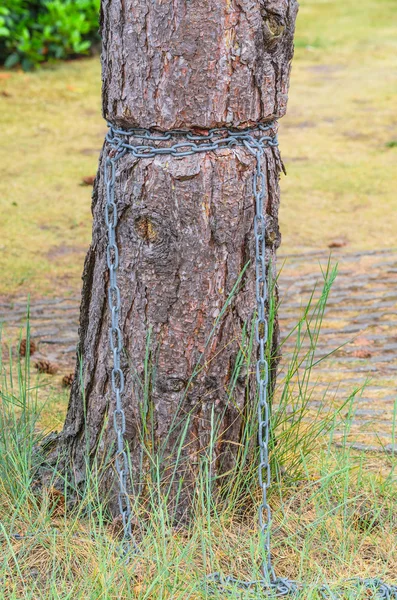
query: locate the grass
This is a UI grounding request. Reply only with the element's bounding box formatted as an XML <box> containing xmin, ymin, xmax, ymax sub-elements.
<box><xmin>0</xmin><ymin>60</ymin><xmax>101</xmax><ymax>296</ymax></box>
<box><xmin>280</xmin><ymin>0</ymin><xmax>397</xmax><ymax>254</ymax></box>
<box><xmin>0</xmin><ymin>0</ymin><xmax>396</xmax><ymax>296</ymax></box>
<box><xmin>1</xmin><ymin>267</ymin><xmax>396</xmax><ymax>599</ymax></box>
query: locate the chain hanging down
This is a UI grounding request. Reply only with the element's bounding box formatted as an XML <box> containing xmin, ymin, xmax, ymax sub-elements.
<box><xmin>103</xmin><ymin>122</ymin><xmax>280</xmax><ymax>572</ymax></box>
<box><xmin>104</xmin><ymin>142</ymin><xmax>139</xmax><ymax>556</ymax></box>
<box><xmin>104</xmin><ymin>123</ymin><xmax>397</xmax><ymax>599</ymax></box>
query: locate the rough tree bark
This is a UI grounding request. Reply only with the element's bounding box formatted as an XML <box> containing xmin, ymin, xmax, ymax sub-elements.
<box><xmin>49</xmin><ymin>0</ymin><xmax>298</xmax><ymax>516</ymax></box>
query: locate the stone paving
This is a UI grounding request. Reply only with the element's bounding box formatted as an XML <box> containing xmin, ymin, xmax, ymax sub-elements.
<box><xmin>1</xmin><ymin>248</ymin><xmax>396</xmax><ymax>451</ymax></box>
<box><xmin>278</xmin><ymin>248</ymin><xmax>397</xmax><ymax>451</ymax></box>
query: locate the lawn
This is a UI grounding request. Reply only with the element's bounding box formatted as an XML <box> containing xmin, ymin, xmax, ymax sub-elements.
<box><xmin>281</xmin><ymin>0</ymin><xmax>397</xmax><ymax>253</ymax></box>
<box><xmin>0</xmin><ymin>0</ymin><xmax>396</xmax><ymax>297</ymax></box>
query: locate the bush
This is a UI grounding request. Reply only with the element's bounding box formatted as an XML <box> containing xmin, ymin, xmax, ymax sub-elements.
<box><xmin>0</xmin><ymin>0</ymin><xmax>100</xmax><ymax>71</ymax></box>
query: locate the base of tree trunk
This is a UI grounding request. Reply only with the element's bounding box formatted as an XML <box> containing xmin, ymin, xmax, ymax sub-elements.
<box><xmin>37</xmin><ymin>141</ymin><xmax>284</xmax><ymax>520</ymax></box>
<box><xmin>36</xmin><ymin>0</ymin><xmax>298</xmax><ymax>519</ymax></box>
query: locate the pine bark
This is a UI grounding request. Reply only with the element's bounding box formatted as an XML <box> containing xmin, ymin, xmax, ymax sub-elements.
<box><xmin>48</xmin><ymin>0</ymin><xmax>298</xmax><ymax>516</ymax></box>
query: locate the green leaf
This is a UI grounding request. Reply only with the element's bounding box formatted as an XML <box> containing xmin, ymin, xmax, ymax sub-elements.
<box><xmin>4</xmin><ymin>52</ymin><xmax>19</xmax><ymax>68</ymax></box>
<box><xmin>21</xmin><ymin>56</ymin><xmax>34</xmax><ymax>71</ymax></box>
<box><xmin>0</xmin><ymin>0</ymin><xmax>100</xmax><ymax>68</ymax></box>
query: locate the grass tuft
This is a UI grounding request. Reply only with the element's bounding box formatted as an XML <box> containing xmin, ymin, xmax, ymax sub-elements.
<box><xmin>1</xmin><ymin>269</ymin><xmax>396</xmax><ymax>598</ymax></box>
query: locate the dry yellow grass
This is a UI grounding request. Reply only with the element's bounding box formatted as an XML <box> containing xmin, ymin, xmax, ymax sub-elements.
<box><xmin>1</xmin><ymin>446</ymin><xmax>396</xmax><ymax>599</ymax></box>
<box><xmin>280</xmin><ymin>0</ymin><xmax>397</xmax><ymax>253</ymax></box>
<box><xmin>0</xmin><ymin>0</ymin><xmax>396</xmax><ymax>296</ymax></box>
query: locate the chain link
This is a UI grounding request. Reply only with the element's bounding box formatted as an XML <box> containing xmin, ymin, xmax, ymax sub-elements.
<box><xmin>251</xmin><ymin>141</ymin><xmax>276</xmax><ymax>585</ymax></box>
<box><xmin>104</xmin><ymin>121</ymin><xmax>278</xmax><ymax>564</ymax></box>
<box><xmin>104</xmin><ymin>123</ymin><xmax>397</xmax><ymax>598</ymax></box>
<box><xmin>104</xmin><ymin>141</ymin><xmax>139</xmax><ymax>557</ymax></box>
<box><xmin>104</xmin><ymin>122</ymin><xmax>279</xmax><ymax>566</ymax></box>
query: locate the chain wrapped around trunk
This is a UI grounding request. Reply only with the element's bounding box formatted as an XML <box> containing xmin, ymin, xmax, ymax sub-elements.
<box><xmin>104</xmin><ymin>123</ymin><xmax>397</xmax><ymax>599</ymax></box>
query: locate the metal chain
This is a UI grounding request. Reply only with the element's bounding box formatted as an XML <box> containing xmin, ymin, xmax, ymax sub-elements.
<box><xmin>104</xmin><ymin>123</ymin><xmax>397</xmax><ymax>598</ymax></box>
<box><xmin>252</xmin><ymin>136</ymin><xmax>275</xmax><ymax>584</ymax></box>
<box><xmin>104</xmin><ymin>141</ymin><xmax>139</xmax><ymax>556</ymax></box>
<box><xmin>104</xmin><ymin>122</ymin><xmax>279</xmax><ymax>564</ymax></box>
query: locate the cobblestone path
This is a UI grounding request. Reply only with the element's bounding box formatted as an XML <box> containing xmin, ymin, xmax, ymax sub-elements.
<box><xmin>279</xmin><ymin>249</ymin><xmax>397</xmax><ymax>452</ymax></box>
<box><xmin>1</xmin><ymin>249</ymin><xmax>396</xmax><ymax>452</ymax></box>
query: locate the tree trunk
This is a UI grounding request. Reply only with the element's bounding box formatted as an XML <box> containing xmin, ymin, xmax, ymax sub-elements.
<box><xmin>49</xmin><ymin>0</ymin><xmax>297</xmax><ymax>517</ymax></box>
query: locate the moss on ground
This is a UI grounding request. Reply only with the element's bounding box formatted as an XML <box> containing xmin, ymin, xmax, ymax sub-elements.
<box><xmin>0</xmin><ymin>0</ymin><xmax>396</xmax><ymax>296</ymax></box>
